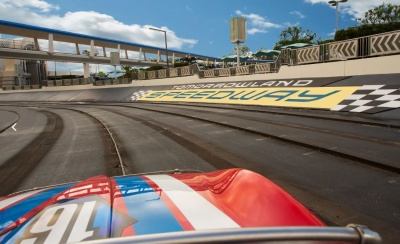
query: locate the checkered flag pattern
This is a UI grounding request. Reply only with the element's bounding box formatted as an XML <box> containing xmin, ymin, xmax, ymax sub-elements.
<box><xmin>331</xmin><ymin>85</ymin><xmax>400</xmax><ymax>113</ymax></box>
<box><xmin>131</xmin><ymin>90</ymin><xmax>152</xmax><ymax>101</ymax></box>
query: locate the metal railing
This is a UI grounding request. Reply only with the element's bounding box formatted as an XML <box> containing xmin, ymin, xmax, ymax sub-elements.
<box><xmin>138</xmin><ymin>63</ymin><xmax>277</xmax><ymax>81</ymax></box>
<box><xmin>288</xmin><ymin>29</ymin><xmax>400</xmax><ymax>65</ymax></box>
<box><xmin>3</xmin><ymin>30</ymin><xmax>399</xmax><ymax>84</ymax></box>
<box><xmin>0</xmin><ymin>39</ymin><xmax>37</xmax><ymax>50</ymax></box>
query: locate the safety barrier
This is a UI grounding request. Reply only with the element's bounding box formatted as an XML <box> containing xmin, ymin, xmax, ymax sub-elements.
<box><xmin>180</xmin><ymin>66</ymin><xmax>192</xmax><ymax>76</ymax></box>
<box><xmin>203</xmin><ymin>69</ymin><xmax>215</xmax><ymax>78</ymax></box>
<box><xmin>147</xmin><ymin>71</ymin><xmax>157</xmax><ymax>79</ymax></box>
<box><xmin>255</xmin><ymin>63</ymin><xmax>272</xmax><ymax>73</ymax></box>
<box><xmin>2</xmin><ymin>30</ymin><xmax>399</xmax><ymax>85</ymax></box>
<box><xmin>329</xmin><ymin>39</ymin><xmax>358</xmax><ymax>61</ymax></box>
<box><xmin>297</xmin><ymin>46</ymin><xmax>320</xmax><ymax>64</ymax></box>
<box><xmin>2</xmin><ymin>85</ymin><xmax>42</xmax><ymax>91</ymax></box>
<box><xmin>0</xmin><ymin>39</ymin><xmax>36</xmax><ymax>50</ymax></box>
<box><xmin>218</xmin><ymin>68</ymin><xmax>231</xmax><ymax>77</ymax></box>
<box><xmin>158</xmin><ymin>69</ymin><xmax>168</xmax><ymax>79</ymax></box>
<box><xmin>138</xmin><ymin>71</ymin><xmax>147</xmax><ymax>80</ymax></box>
<box><xmin>169</xmin><ymin>68</ymin><xmax>179</xmax><ymax>77</ymax></box>
<box><xmin>371</xmin><ymin>31</ymin><xmax>400</xmax><ymax>56</ymax></box>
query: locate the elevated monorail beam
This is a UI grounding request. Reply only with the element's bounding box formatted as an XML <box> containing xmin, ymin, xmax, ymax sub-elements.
<box><xmin>0</xmin><ymin>48</ymin><xmax>167</xmax><ymax>67</ymax></box>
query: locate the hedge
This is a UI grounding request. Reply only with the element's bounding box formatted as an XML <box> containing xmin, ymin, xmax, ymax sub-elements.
<box><xmin>335</xmin><ymin>22</ymin><xmax>400</xmax><ymax>41</ymax></box>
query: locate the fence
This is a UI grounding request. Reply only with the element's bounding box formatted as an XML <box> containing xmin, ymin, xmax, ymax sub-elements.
<box><xmin>0</xmin><ymin>39</ymin><xmax>36</xmax><ymax>50</ymax></box>
<box><xmin>2</xmin><ymin>29</ymin><xmax>399</xmax><ymax>82</ymax></box>
<box><xmin>139</xmin><ymin>63</ymin><xmax>276</xmax><ymax>80</ymax></box>
<box><xmin>282</xmin><ymin>29</ymin><xmax>400</xmax><ymax>65</ymax></box>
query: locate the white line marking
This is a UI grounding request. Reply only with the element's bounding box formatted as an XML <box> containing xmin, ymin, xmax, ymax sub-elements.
<box><xmin>0</xmin><ymin>189</ymin><xmax>44</xmax><ymax>211</ymax></box>
<box><xmin>11</xmin><ymin>123</ymin><xmax>17</xmax><ymax>131</ymax></box>
<box><xmin>256</xmin><ymin>138</ymin><xmax>268</xmax><ymax>141</ymax></box>
<box><xmin>303</xmin><ymin>151</ymin><xmax>315</xmax><ymax>156</ymax></box>
<box><xmin>146</xmin><ymin>175</ymin><xmax>240</xmax><ymax>230</ymax></box>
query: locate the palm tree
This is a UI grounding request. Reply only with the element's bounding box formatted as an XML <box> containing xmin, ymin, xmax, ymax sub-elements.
<box><xmin>121</xmin><ymin>66</ymin><xmax>137</xmax><ymax>79</ymax></box>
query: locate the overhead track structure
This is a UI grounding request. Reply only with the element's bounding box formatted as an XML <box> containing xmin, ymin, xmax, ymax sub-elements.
<box><xmin>0</xmin><ymin>20</ymin><xmax>221</xmax><ymax>66</ymax></box>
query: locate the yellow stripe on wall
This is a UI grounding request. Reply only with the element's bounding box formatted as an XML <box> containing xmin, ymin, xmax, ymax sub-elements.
<box><xmin>139</xmin><ymin>87</ymin><xmax>360</xmax><ymax>109</ymax></box>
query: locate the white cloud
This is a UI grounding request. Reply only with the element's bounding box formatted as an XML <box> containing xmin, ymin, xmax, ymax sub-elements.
<box><xmin>304</xmin><ymin>0</ymin><xmax>400</xmax><ymax>19</ymax></box>
<box><xmin>234</xmin><ymin>10</ymin><xmax>281</xmax><ymax>35</ymax></box>
<box><xmin>328</xmin><ymin>30</ymin><xmax>336</xmax><ymax>36</ymax></box>
<box><xmin>1</xmin><ymin>0</ymin><xmax>59</xmax><ymax>12</ymax></box>
<box><xmin>290</xmin><ymin>11</ymin><xmax>306</xmax><ymax>19</ymax></box>
<box><xmin>0</xmin><ymin>2</ymin><xmax>197</xmax><ymax>50</ymax></box>
<box><xmin>247</xmin><ymin>28</ymin><xmax>267</xmax><ymax>35</ymax></box>
<box><xmin>235</xmin><ymin>10</ymin><xmax>281</xmax><ymax>29</ymax></box>
<box><xmin>0</xmin><ymin>0</ymin><xmax>198</xmax><ymax>71</ymax></box>
<box><xmin>283</xmin><ymin>22</ymin><xmax>300</xmax><ymax>27</ymax></box>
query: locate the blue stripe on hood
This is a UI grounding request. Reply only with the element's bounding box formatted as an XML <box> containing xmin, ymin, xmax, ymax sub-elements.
<box><xmin>0</xmin><ymin>184</ymin><xmax>73</xmax><ymax>233</ymax></box>
<box><xmin>115</xmin><ymin>176</ymin><xmax>183</xmax><ymax>235</ymax></box>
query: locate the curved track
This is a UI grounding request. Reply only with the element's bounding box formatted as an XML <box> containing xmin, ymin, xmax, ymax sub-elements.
<box><xmin>0</xmin><ymin>102</ymin><xmax>399</xmax><ymax>243</ymax></box>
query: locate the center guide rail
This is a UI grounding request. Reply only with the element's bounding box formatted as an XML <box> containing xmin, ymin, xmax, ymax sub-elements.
<box><xmin>81</xmin><ymin>224</ymin><xmax>382</xmax><ymax>244</ymax></box>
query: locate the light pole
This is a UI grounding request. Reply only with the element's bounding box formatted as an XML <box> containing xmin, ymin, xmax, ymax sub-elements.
<box><xmin>329</xmin><ymin>0</ymin><xmax>348</xmax><ymax>33</ymax></box>
<box><xmin>149</xmin><ymin>28</ymin><xmax>169</xmax><ymax>69</ymax></box>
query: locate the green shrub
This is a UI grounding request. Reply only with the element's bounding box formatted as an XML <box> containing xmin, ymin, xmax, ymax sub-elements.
<box><xmin>335</xmin><ymin>22</ymin><xmax>400</xmax><ymax>41</ymax></box>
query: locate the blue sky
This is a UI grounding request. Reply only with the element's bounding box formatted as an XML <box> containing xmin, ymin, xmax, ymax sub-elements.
<box><xmin>0</xmin><ymin>0</ymin><xmax>397</xmax><ymax>71</ymax></box>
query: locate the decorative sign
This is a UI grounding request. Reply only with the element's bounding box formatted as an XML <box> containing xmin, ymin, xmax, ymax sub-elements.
<box><xmin>137</xmin><ymin>87</ymin><xmax>358</xmax><ymax>109</ymax></box>
<box><xmin>110</xmin><ymin>52</ymin><xmax>120</xmax><ymax>66</ymax></box>
<box><xmin>230</xmin><ymin>17</ymin><xmax>246</xmax><ymax>43</ymax></box>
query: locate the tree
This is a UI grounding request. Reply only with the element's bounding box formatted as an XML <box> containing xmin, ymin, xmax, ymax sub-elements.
<box><xmin>273</xmin><ymin>26</ymin><xmax>316</xmax><ymax>50</ymax></box>
<box><xmin>121</xmin><ymin>66</ymin><xmax>138</xmax><ymax>79</ymax></box>
<box><xmin>82</xmin><ymin>49</ymin><xmax>99</xmax><ymax>56</ymax></box>
<box><xmin>316</xmin><ymin>38</ymin><xmax>334</xmax><ymax>45</ymax></box>
<box><xmin>357</xmin><ymin>3</ymin><xmax>400</xmax><ymax>24</ymax></box>
<box><xmin>82</xmin><ymin>50</ymin><xmax>90</xmax><ymax>56</ymax></box>
<box><xmin>97</xmin><ymin>71</ymin><xmax>107</xmax><ymax>77</ymax></box>
<box><xmin>233</xmin><ymin>44</ymin><xmax>250</xmax><ymax>56</ymax></box>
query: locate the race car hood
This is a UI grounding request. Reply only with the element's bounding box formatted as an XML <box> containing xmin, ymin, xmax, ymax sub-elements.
<box><xmin>0</xmin><ymin>168</ymin><xmax>323</xmax><ymax>243</ymax></box>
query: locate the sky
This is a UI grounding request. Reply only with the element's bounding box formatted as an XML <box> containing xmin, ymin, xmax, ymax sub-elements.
<box><xmin>1</xmin><ymin>0</ymin><xmax>399</xmax><ymax>71</ymax></box>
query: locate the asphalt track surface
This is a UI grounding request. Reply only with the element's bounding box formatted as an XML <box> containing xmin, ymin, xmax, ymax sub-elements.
<box><xmin>0</xmin><ymin>102</ymin><xmax>399</xmax><ymax>243</ymax></box>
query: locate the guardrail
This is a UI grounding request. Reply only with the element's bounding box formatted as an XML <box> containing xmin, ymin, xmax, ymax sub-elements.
<box><xmin>138</xmin><ymin>62</ymin><xmax>276</xmax><ymax>81</ymax></box>
<box><xmin>2</xmin><ymin>29</ymin><xmax>399</xmax><ymax>84</ymax></box>
<box><xmin>0</xmin><ymin>39</ymin><xmax>36</xmax><ymax>50</ymax></box>
<box><xmin>282</xmin><ymin>29</ymin><xmax>400</xmax><ymax>65</ymax></box>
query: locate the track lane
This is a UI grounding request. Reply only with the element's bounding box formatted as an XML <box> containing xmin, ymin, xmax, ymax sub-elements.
<box><xmin>0</xmin><ymin>102</ymin><xmax>399</xmax><ymax>243</ymax></box>
<box><xmin>0</xmin><ymin>110</ymin><xmax>63</xmax><ymax>196</ymax></box>
<box><xmin>156</xmin><ymin>103</ymin><xmax>400</xmax><ymax>145</ymax></box>
<box><xmin>1</xmin><ymin>107</ymin><xmax>123</xmax><ymax>194</ymax></box>
<box><xmin>59</xmin><ymin>106</ymin><xmax>225</xmax><ymax>174</ymax></box>
<box><xmin>126</xmin><ymin>103</ymin><xmax>400</xmax><ymax>173</ymax></box>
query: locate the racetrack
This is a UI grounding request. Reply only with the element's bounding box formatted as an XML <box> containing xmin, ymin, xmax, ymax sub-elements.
<box><xmin>0</xmin><ymin>102</ymin><xmax>399</xmax><ymax>243</ymax></box>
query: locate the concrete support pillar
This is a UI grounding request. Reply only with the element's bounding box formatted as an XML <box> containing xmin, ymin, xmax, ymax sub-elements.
<box><xmin>103</xmin><ymin>47</ymin><xmax>107</xmax><ymax>57</ymax></box>
<box><xmin>48</xmin><ymin>34</ymin><xmax>54</xmax><ymax>54</ymax></box>
<box><xmin>172</xmin><ymin>53</ymin><xmax>175</xmax><ymax>64</ymax></box>
<box><xmin>83</xmin><ymin>63</ymin><xmax>90</xmax><ymax>78</ymax></box>
<box><xmin>138</xmin><ymin>48</ymin><xmax>142</xmax><ymax>61</ymax></box>
<box><xmin>75</xmin><ymin>43</ymin><xmax>80</xmax><ymax>54</ymax></box>
<box><xmin>125</xmin><ymin>50</ymin><xmax>128</xmax><ymax>59</ymax></box>
<box><xmin>34</xmin><ymin>38</ymin><xmax>40</xmax><ymax>51</ymax></box>
<box><xmin>157</xmin><ymin>50</ymin><xmax>160</xmax><ymax>63</ymax></box>
<box><xmin>117</xmin><ymin>44</ymin><xmax>121</xmax><ymax>54</ymax></box>
<box><xmin>143</xmin><ymin>52</ymin><xmax>147</xmax><ymax>61</ymax></box>
<box><xmin>90</xmin><ymin>40</ymin><xmax>95</xmax><ymax>57</ymax></box>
